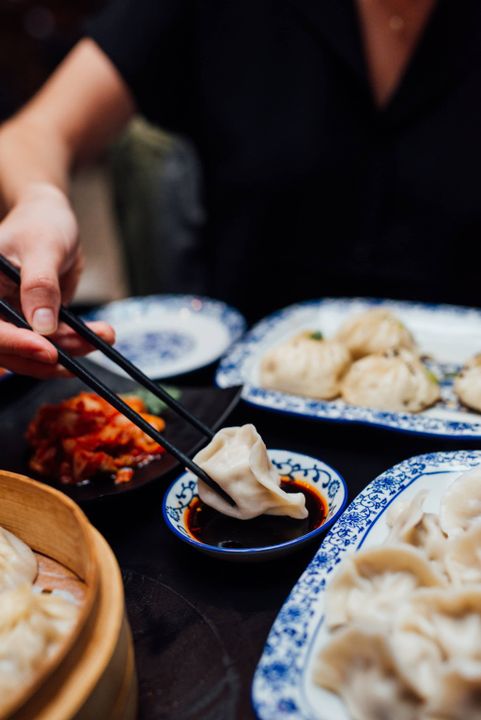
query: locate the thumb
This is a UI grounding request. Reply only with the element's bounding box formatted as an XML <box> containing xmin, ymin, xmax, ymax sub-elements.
<box><xmin>20</xmin><ymin>251</ymin><xmax>61</xmax><ymax>335</ymax></box>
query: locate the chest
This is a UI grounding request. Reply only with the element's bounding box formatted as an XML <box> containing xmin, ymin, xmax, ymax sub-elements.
<box><xmin>191</xmin><ymin>0</ymin><xmax>481</xmax><ymax>209</ymax></box>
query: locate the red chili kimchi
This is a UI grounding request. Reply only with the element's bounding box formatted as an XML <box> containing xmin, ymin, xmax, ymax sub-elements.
<box><xmin>27</xmin><ymin>392</ymin><xmax>166</xmax><ymax>485</ymax></box>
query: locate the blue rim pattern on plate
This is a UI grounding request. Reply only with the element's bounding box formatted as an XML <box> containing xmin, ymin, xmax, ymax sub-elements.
<box><xmin>216</xmin><ymin>297</ymin><xmax>481</xmax><ymax>438</ymax></box>
<box><xmin>84</xmin><ymin>294</ymin><xmax>246</xmax><ymax>378</ymax></box>
<box><xmin>85</xmin><ymin>294</ymin><xmax>246</xmax><ymax>334</ymax></box>
<box><xmin>251</xmin><ymin>449</ymin><xmax>481</xmax><ymax>720</ymax></box>
<box><xmin>162</xmin><ymin>450</ymin><xmax>348</xmax><ymax>558</ymax></box>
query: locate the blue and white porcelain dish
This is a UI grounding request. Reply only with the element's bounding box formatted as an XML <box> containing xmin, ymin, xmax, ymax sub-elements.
<box><xmin>252</xmin><ymin>449</ymin><xmax>481</xmax><ymax>720</ymax></box>
<box><xmin>85</xmin><ymin>295</ymin><xmax>246</xmax><ymax>379</ymax></box>
<box><xmin>162</xmin><ymin>449</ymin><xmax>347</xmax><ymax>562</ymax></box>
<box><xmin>216</xmin><ymin>297</ymin><xmax>481</xmax><ymax>438</ymax></box>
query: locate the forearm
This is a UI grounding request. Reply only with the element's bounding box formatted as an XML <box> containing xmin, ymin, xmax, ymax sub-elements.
<box><xmin>0</xmin><ymin>38</ymin><xmax>130</xmax><ymax>369</ymax></box>
<box><xmin>0</xmin><ymin>38</ymin><xmax>135</xmax><ymax>213</ymax></box>
<box><xmin>0</xmin><ymin>116</ymin><xmax>71</xmax><ymax>213</ymax></box>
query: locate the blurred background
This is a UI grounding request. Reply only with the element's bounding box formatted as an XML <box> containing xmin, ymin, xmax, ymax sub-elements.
<box><xmin>0</xmin><ymin>0</ymin><xmax>201</xmax><ymax>306</ymax></box>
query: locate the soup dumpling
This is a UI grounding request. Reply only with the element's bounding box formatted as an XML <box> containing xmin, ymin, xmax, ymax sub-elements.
<box><xmin>335</xmin><ymin>308</ymin><xmax>416</xmax><ymax>360</ymax></box>
<box><xmin>260</xmin><ymin>331</ymin><xmax>351</xmax><ymax>400</ymax></box>
<box><xmin>454</xmin><ymin>353</ymin><xmax>481</xmax><ymax>413</ymax></box>
<box><xmin>341</xmin><ymin>349</ymin><xmax>440</xmax><ymax>413</ymax></box>
<box><xmin>193</xmin><ymin>424</ymin><xmax>307</xmax><ymax>520</ymax></box>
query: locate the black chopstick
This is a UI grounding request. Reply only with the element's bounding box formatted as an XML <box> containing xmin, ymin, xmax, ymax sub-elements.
<box><xmin>0</xmin><ymin>297</ymin><xmax>235</xmax><ymax>507</ymax></box>
<box><xmin>0</xmin><ymin>254</ymin><xmax>214</xmax><ymax>441</ymax></box>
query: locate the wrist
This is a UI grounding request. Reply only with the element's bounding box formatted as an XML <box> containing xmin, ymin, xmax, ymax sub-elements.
<box><xmin>18</xmin><ymin>182</ymin><xmax>69</xmax><ymax>206</ymax></box>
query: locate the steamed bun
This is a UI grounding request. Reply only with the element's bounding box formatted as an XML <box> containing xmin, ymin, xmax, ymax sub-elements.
<box><xmin>336</xmin><ymin>308</ymin><xmax>416</xmax><ymax>359</ymax></box>
<box><xmin>341</xmin><ymin>349</ymin><xmax>440</xmax><ymax>413</ymax></box>
<box><xmin>454</xmin><ymin>354</ymin><xmax>481</xmax><ymax>412</ymax></box>
<box><xmin>260</xmin><ymin>331</ymin><xmax>351</xmax><ymax>400</ymax></box>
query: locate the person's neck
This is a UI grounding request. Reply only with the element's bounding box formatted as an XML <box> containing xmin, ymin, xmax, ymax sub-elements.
<box><xmin>355</xmin><ymin>0</ymin><xmax>437</xmax><ymax>107</ymax></box>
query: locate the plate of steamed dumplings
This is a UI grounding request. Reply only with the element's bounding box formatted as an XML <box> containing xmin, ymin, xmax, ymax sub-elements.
<box><xmin>0</xmin><ymin>526</ymin><xmax>80</xmax><ymax>716</ymax></box>
<box><xmin>252</xmin><ymin>449</ymin><xmax>481</xmax><ymax>720</ymax></box>
<box><xmin>216</xmin><ymin>298</ymin><xmax>481</xmax><ymax>437</ymax></box>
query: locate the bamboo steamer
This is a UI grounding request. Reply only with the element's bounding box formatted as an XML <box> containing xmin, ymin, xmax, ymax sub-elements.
<box><xmin>0</xmin><ymin>471</ymin><xmax>137</xmax><ymax>720</ymax></box>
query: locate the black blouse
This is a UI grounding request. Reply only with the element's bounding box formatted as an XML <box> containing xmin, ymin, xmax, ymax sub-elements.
<box><xmin>87</xmin><ymin>0</ymin><xmax>481</xmax><ymax>321</ymax></box>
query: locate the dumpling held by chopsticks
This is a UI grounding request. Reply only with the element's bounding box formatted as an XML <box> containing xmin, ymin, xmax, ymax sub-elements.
<box><xmin>193</xmin><ymin>424</ymin><xmax>308</xmax><ymax>520</ymax></box>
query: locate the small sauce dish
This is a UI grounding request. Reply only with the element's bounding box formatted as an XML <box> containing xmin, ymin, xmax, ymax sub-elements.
<box><xmin>162</xmin><ymin>449</ymin><xmax>347</xmax><ymax>561</ymax></box>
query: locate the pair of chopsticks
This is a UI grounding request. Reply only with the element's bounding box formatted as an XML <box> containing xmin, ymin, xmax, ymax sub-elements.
<box><xmin>0</xmin><ymin>254</ymin><xmax>234</xmax><ymax>506</ymax></box>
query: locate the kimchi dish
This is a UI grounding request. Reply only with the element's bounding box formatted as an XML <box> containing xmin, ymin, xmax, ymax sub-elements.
<box><xmin>27</xmin><ymin>392</ymin><xmax>166</xmax><ymax>485</ymax></box>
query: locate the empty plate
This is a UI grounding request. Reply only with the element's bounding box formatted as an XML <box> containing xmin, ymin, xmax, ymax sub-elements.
<box><xmin>85</xmin><ymin>295</ymin><xmax>246</xmax><ymax>379</ymax></box>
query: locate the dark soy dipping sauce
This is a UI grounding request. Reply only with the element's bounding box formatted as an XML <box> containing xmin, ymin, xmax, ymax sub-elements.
<box><xmin>186</xmin><ymin>478</ymin><xmax>328</xmax><ymax>549</ymax></box>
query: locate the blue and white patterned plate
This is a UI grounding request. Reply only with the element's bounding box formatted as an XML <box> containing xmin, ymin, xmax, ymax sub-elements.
<box><xmin>252</xmin><ymin>449</ymin><xmax>481</xmax><ymax>720</ymax></box>
<box><xmin>85</xmin><ymin>295</ymin><xmax>246</xmax><ymax>379</ymax></box>
<box><xmin>162</xmin><ymin>449</ymin><xmax>347</xmax><ymax>562</ymax></box>
<box><xmin>216</xmin><ymin>297</ymin><xmax>481</xmax><ymax>438</ymax></box>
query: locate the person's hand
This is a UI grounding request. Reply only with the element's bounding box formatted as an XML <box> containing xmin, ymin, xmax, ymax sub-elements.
<box><xmin>0</xmin><ymin>182</ymin><xmax>114</xmax><ymax>378</ymax></box>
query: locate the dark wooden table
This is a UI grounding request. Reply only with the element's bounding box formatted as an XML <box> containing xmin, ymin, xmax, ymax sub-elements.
<box><xmin>2</xmin><ymin>372</ymin><xmax>478</xmax><ymax>720</ymax></box>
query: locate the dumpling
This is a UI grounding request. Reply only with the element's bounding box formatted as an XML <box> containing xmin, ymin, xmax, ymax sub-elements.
<box><xmin>193</xmin><ymin>424</ymin><xmax>308</xmax><ymax>520</ymax></box>
<box><xmin>335</xmin><ymin>308</ymin><xmax>416</xmax><ymax>360</ymax></box>
<box><xmin>259</xmin><ymin>331</ymin><xmax>351</xmax><ymax>400</ymax></box>
<box><xmin>425</xmin><ymin>668</ymin><xmax>481</xmax><ymax>720</ymax></box>
<box><xmin>313</xmin><ymin>625</ymin><xmax>422</xmax><ymax>720</ymax></box>
<box><xmin>0</xmin><ymin>583</ymin><xmax>78</xmax><ymax>708</ymax></box>
<box><xmin>440</xmin><ymin>467</ymin><xmax>481</xmax><ymax>537</ymax></box>
<box><xmin>454</xmin><ymin>354</ymin><xmax>481</xmax><ymax>413</ymax></box>
<box><xmin>392</xmin><ymin>588</ymin><xmax>481</xmax><ymax>702</ymax></box>
<box><xmin>324</xmin><ymin>545</ymin><xmax>444</xmax><ymax>630</ymax></box>
<box><xmin>385</xmin><ymin>491</ymin><xmax>447</xmax><ymax>567</ymax></box>
<box><xmin>444</xmin><ymin>522</ymin><xmax>481</xmax><ymax>585</ymax></box>
<box><xmin>341</xmin><ymin>349</ymin><xmax>440</xmax><ymax>413</ymax></box>
<box><xmin>0</xmin><ymin>527</ymin><xmax>37</xmax><ymax>592</ymax></box>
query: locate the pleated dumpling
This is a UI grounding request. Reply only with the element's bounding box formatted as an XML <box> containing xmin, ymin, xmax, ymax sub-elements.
<box><xmin>324</xmin><ymin>545</ymin><xmax>444</xmax><ymax>630</ymax></box>
<box><xmin>341</xmin><ymin>349</ymin><xmax>440</xmax><ymax>413</ymax></box>
<box><xmin>335</xmin><ymin>308</ymin><xmax>416</xmax><ymax>360</ymax></box>
<box><xmin>392</xmin><ymin>588</ymin><xmax>481</xmax><ymax>702</ymax></box>
<box><xmin>385</xmin><ymin>490</ymin><xmax>447</xmax><ymax>567</ymax></box>
<box><xmin>259</xmin><ymin>331</ymin><xmax>351</xmax><ymax>400</ymax></box>
<box><xmin>313</xmin><ymin>625</ymin><xmax>422</xmax><ymax>720</ymax></box>
<box><xmin>193</xmin><ymin>424</ymin><xmax>307</xmax><ymax>520</ymax></box>
<box><xmin>0</xmin><ymin>583</ymin><xmax>78</xmax><ymax>706</ymax></box>
<box><xmin>455</xmin><ymin>354</ymin><xmax>481</xmax><ymax>413</ymax></box>
<box><xmin>0</xmin><ymin>527</ymin><xmax>37</xmax><ymax>592</ymax></box>
<box><xmin>440</xmin><ymin>467</ymin><xmax>481</xmax><ymax>537</ymax></box>
<box><xmin>444</xmin><ymin>522</ymin><xmax>481</xmax><ymax>585</ymax></box>
<box><xmin>425</xmin><ymin>668</ymin><xmax>481</xmax><ymax>720</ymax></box>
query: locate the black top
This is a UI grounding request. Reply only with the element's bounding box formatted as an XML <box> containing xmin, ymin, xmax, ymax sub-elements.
<box><xmin>87</xmin><ymin>0</ymin><xmax>481</xmax><ymax>321</ymax></box>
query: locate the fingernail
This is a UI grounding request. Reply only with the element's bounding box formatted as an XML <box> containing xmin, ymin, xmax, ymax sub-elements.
<box><xmin>32</xmin><ymin>308</ymin><xmax>56</xmax><ymax>335</ymax></box>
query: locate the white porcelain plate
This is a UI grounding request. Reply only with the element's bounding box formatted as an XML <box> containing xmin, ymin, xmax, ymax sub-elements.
<box><xmin>216</xmin><ymin>297</ymin><xmax>481</xmax><ymax>438</ymax></box>
<box><xmin>85</xmin><ymin>295</ymin><xmax>246</xmax><ymax>379</ymax></box>
<box><xmin>252</xmin><ymin>449</ymin><xmax>481</xmax><ymax>720</ymax></box>
<box><xmin>162</xmin><ymin>449</ymin><xmax>347</xmax><ymax>562</ymax></box>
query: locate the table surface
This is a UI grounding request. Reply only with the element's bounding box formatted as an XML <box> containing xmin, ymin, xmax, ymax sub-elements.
<box><xmin>3</xmin><ymin>372</ymin><xmax>479</xmax><ymax>720</ymax></box>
